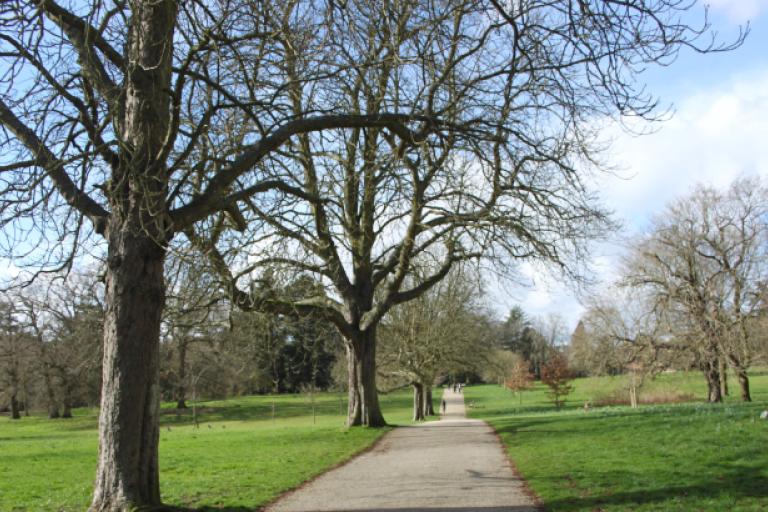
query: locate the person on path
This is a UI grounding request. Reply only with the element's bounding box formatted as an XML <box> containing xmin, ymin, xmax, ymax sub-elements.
<box><xmin>441</xmin><ymin>399</ymin><xmax>446</xmax><ymax>414</ymax></box>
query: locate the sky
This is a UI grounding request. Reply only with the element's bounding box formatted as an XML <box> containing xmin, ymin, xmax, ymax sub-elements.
<box><xmin>3</xmin><ymin>1</ymin><xmax>767</xmax><ymax>333</ymax></box>
<box><xmin>491</xmin><ymin>0</ymin><xmax>768</xmax><ymax>332</ymax></box>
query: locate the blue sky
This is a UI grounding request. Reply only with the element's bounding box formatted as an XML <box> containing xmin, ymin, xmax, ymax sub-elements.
<box><xmin>492</xmin><ymin>0</ymin><xmax>768</xmax><ymax>332</ymax></box>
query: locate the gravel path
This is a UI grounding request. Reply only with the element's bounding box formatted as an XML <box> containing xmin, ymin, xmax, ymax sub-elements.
<box><xmin>264</xmin><ymin>388</ymin><xmax>539</xmax><ymax>512</ymax></box>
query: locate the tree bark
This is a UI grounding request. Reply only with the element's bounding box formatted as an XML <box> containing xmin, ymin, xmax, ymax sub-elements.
<box><xmin>703</xmin><ymin>359</ymin><xmax>723</xmax><ymax>403</ymax></box>
<box><xmin>345</xmin><ymin>343</ymin><xmax>361</xmax><ymax>426</ymax></box>
<box><xmin>719</xmin><ymin>358</ymin><xmax>729</xmax><ymax>397</ymax></box>
<box><xmin>346</xmin><ymin>328</ymin><xmax>385</xmax><ymax>427</ymax></box>
<box><xmin>61</xmin><ymin>376</ymin><xmax>74</xmax><ymax>419</ymax></box>
<box><xmin>89</xmin><ymin>0</ymin><xmax>176</xmax><ymax>509</ymax></box>
<box><xmin>412</xmin><ymin>382</ymin><xmax>424</xmax><ymax>421</ymax></box>
<box><xmin>43</xmin><ymin>366</ymin><xmax>59</xmax><ymax>419</ymax></box>
<box><xmin>90</xmin><ymin>233</ymin><xmax>166</xmax><ymax>511</ymax></box>
<box><xmin>10</xmin><ymin>394</ymin><xmax>20</xmax><ymax>420</ymax></box>
<box><xmin>61</xmin><ymin>399</ymin><xmax>72</xmax><ymax>419</ymax></box>
<box><xmin>736</xmin><ymin>368</ymin><xmax>751</xmax><ymax>402</ymax></box>
<box><xmin>424</xmin><ymin>387</ymin><xmax>435</xmax><ymax>416</ymax></box>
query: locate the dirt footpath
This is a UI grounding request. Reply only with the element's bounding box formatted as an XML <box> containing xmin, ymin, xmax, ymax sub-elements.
<box><xmin>265</xmin><ymin>388</ymin><xmax>539</xmax><ymax>512</ymax></box>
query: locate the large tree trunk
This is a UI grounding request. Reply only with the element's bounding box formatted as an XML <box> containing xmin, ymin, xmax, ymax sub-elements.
<box><xmin>346</xmin><ymin>328</ymin><xmax>385</xmax><ymax>427</ymax></box>
<box><xmin>90</xmin><ymin>233</ymin><xmax>166</xmax><ymax>511</ymax></box>
<box><xmin>61</xmin><ymin>377</ymin><xmax>74</xmax><ymax>419</ymax></box>
<box><xmin>345</xmin><ymin>343</ymin><xmax>362</xmax><ymax>425</ymax></box>
<box><xmin>736</xmin><ymin>368</ymin><xmax>751</xmax><ymax>402</ymax></box>
<box><xmin>703</xmin><ymin>359</ymin><xmax>723</xmax><ymax>403</ymax></box>
<box><xmin>61</xmin><ymin>395</ymin><xmax>72</xmax><ymax>419</ymax></box>
<box><xmin>412</xmin><ymin>382</ymin><xmax>424</xmax><ymax>421</ymax></box>
<box><xmin>10</xmin><ymin>394</ymin><xmax>20</xmax><ymax>420</ymax></box>
<box><xmin>43</xmin><ymin>366</ymin><xmax>59</xmax><ymax>419</ymax></box>
<box><xmin>424</xmin><ymin>387</ymin><xmax>435</xmax><ymax>416</ymax></box>
<box><xmin>90</xmin><ymin>0</ymin><xmax>176</xmax><ymax>509</ymax></box>
<box><xmin>48</xmin><ymin>405</ymin><xmax>60</xmax><ymax>419</ymax></box>
<box><xmin>719</xmin><ymin>358</ymin><xmax>729</xmax><ymax>397</ymax></box>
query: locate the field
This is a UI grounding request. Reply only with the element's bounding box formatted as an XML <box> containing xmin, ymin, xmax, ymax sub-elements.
<box><xmin>465</xmin><ymin>369</ymin><xmax>768</xmax><ymax>512</ymax></box>
<box><xmin>0</xmin><ymin>389</ymin><xmax>419</xmax><ymax>511</ymax></box>
<box><xmin>5</xmin><ymin>371</ymin><xmax>768</xmax><ymax>512</ymax></box>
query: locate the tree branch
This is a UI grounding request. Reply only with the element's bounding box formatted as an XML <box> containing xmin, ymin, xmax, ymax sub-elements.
<box><xmin>169</xmin><ymin>113</ymin><xmax>436</xmax><ymax>228</ymax></box>
<box><xmin>37</xmin><ymin>0</ymin><xmax>121</xmax><ymax>103</ymax></box>
<box><xmin>0</xmin><ymin>98</ymin><xmax>109</xmax><ymax>233</ymax></box>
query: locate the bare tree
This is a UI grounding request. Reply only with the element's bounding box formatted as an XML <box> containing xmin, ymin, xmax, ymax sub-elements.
<box><xmin>0</xmin><ymin>0</ymin><xmax>741</xmax><ymax>508</ymax></box>
<box><xmin>163</xmin><ymin>252</ymin><xmax>227</xmax><ymax>408</ymax></box>
<box><xmin>582</xmin><ymin>286</ymin><xmax>675</xmax><ymax>406</ymax></box>
<box><xmin>194</xmin><ymin>1</ymin><xmax>742</xmax><ymax>427</ymax></box>
<box><xmin>22</xmin><ymin>274</ymin><xmax>104</xmax><ymax>417</ymax></box>
<box><xmin>522</xmin><ymin>313</ymin><xmax>568</xmax><ymax>378</ymax></box>
<box><xmin>695</xmin><ymin>178</ymin><xmax>768</xmax><ymax>401</ymax></box>
<box><xmin>624</xmin><ymin>177</ymin><xmax>768</xmax><ymax>402</ymax></box>
<box><xmin>378</xmin><ymin>265</ymin><xmax>491</xmax><ymax>420</ymax></box>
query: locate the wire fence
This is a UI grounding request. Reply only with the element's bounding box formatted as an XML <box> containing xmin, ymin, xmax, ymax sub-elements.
<box><xmin>160</xmin><ymin>390</ymin><xmax>415</xmax><ymax>427</ymax></box>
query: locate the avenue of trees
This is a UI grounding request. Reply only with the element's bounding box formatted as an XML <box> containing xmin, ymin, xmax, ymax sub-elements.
<box><xmin>0</xmin><ymin>0</ymin><xmax>740</xmax><ymax>509</ymax></box>
<box><xmin>0</xmin><ymin>261</ymin><xmax>492</xmax><ymax>424</ymax></box>
<box><xmin>378</xmin><ymin>266</ymin><xmax>493</xmax><ymax>420</ymax></box>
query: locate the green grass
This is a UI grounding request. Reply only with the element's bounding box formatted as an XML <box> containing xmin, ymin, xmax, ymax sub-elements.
<box><xmin>0</xmin><ymin>388</ymin><xmax>420</xmax><ymax>511</ymax></box>
<box><xmin>466</xmin><ymin>370</ymin><xmax>768</xmax><ymax>512</ymax></box>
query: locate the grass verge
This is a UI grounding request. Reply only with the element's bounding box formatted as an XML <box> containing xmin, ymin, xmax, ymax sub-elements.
<box><xmin>466</xmin><ymin>370</ymin><xmax>768</xmax><ymax>512</ymax></box>
<box><xmin>1</xmin><ymin>388</ymin><xmax>420</xmax><ymax>511</ymax></box>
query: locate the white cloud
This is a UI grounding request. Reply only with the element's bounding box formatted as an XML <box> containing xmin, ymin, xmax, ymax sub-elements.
<box><xmin>493</xmin><ymin>67</ymin><xmax>768</xmax><ymax>331</ymax></box>
<box><xmin>605</xmin><ymin>68</ymin><xmax>768</xmax><ymax>231</ymax></box>
<box><xmin>707</xmin><ymin>0</ymin><xmax>768</xmax><ymax>23</ymax></box>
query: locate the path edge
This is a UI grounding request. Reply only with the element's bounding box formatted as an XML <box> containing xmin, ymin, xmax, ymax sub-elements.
<box><xmin>259</xmin><ymin>425</ymin><xmax>395</xmax><ymax>512</ymax></box>
<box><xmin>483</xmin><ymin>419</ymin><xmax>547</xmax><ymax>511</ymax></box>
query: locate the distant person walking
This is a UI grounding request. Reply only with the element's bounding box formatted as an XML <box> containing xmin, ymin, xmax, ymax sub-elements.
<box><xmin>441</xmin><ymin>399</ymin><xmax>447</xmax><ymax>414</ymax></box>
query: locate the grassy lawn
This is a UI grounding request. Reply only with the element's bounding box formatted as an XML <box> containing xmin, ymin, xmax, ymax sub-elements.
<box><xmin>466</xmin><ymin>370</ymin><xmax>768</xmax><ymax>512</ymax></box>
<box><xmin>0</xmin><ymin>388</ymin><xmax>420</xmax><ymax>511</ymax></box>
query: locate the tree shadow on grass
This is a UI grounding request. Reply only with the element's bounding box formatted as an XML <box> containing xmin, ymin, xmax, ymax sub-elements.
<box><xmin>542</xmin><ymin>463</ymin><xmax>768</xmax><ymax>512</ymax></box>
<box><xmin>493</xmin><ymin>400</ymin><xmax>768</xmax><ymax>440</ymax></box>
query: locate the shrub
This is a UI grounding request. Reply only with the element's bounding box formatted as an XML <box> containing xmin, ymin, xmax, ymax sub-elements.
<box><xmin>504</xmin><ymin>359</ymin><xmax>534</xmax><ymax>404</ymax></box>
<box><xmin>541</xmin><ymin>353</ymin><xmax>574</xmax><ymax>409</ymax></box>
